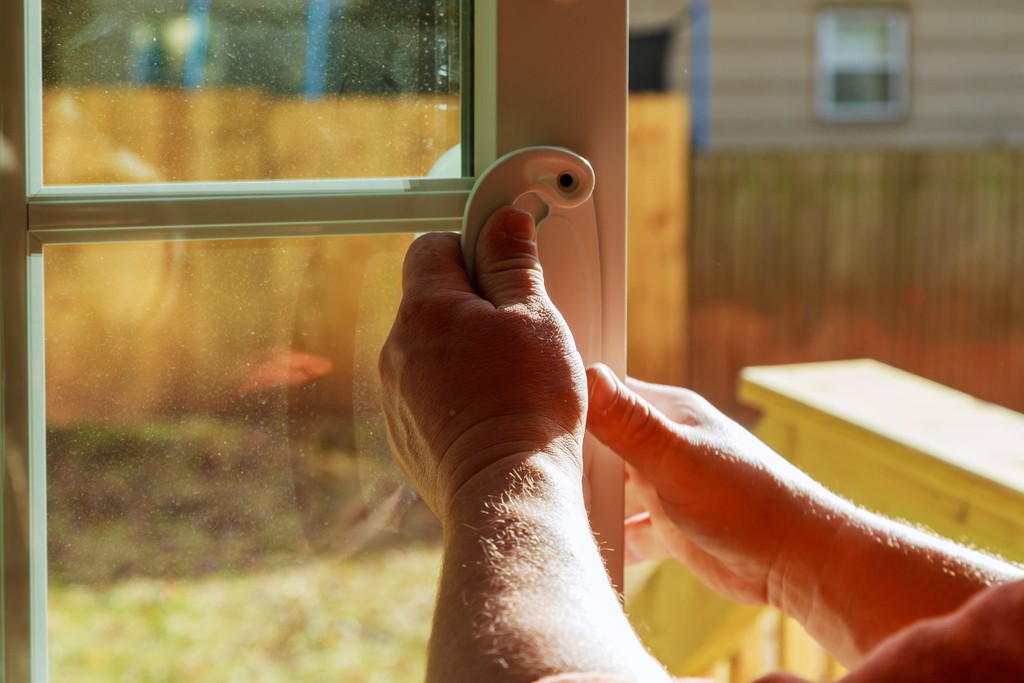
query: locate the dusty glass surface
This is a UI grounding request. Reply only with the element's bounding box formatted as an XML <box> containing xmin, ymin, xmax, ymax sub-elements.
<box><xmin>41</xmin><ymin>0</ymin><xmax>462</xmax><ymax>184</ymax></box>
<box><xmin>44</xmin><ymin>235</ymin><xmax>441</xmax><ymax>682</ymax></box>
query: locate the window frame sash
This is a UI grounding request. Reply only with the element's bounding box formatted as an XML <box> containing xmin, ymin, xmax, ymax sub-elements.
<box><xmin>816</xmin><ymin>8</ymin><xmax>910</xmax><ymax>123</ymax></box>
<box><xmin>2</xmin><ymin>1</ymin><xmax>629</xmax><ymax>680</ymax></box>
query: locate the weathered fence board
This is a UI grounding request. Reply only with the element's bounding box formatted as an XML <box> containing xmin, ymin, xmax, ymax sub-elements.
<box><xmin>627</xmin><ymin>94</ymin><xmax>690</xmax><ymax>387</ymax></box>
<box><xmin>690</xmin><ymin>149</ymin><xmax>1024</xmax><ymax>422</ymax></box>
<box><xmin>43</xmin><ymin>87</ymin><xmax>461</xmax><ymax>184</ymax></box>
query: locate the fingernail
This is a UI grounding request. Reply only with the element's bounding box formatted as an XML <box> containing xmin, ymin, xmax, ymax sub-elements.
<box><xmin>587</xmin><ymin>364</ymin><xmax>617</xmax><ymax>411</ymax></box>
<box><xmin>501</xmin><ymin>208</ymin><xmax>535</xmax><ymax>241</ymax></box>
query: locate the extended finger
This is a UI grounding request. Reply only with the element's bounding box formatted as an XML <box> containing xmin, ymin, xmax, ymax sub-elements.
<box><xmin>585</xmin><ymin>363</ymin><xmax>682</xmax><ymax>478</ymax></box>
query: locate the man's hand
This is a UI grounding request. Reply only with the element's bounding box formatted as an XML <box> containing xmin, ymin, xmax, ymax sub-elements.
<box><xmin>585</xmin><ymin>365</ymin><xmax>843</xmax><ymax>607</ymax></box>
<box><xmin>586</xmin><ymin>366</ymin><xmax>1023</xmax><ymax>666</ymax></box>
<box><xmin>378</xmin><ymin>206</ymin><xmax>587</xmax><ymax>523</ymax></box>
<box><xmin>379</xmin><ymin>209</ymin><xmax>670</xmax><ymax>683</ymax></box>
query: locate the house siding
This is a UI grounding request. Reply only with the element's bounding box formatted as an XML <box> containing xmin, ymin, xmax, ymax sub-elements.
<box><xmin>635</xmin><ymin>0</ymin><xmax>1024</xmax><ymax>148</ymax></box>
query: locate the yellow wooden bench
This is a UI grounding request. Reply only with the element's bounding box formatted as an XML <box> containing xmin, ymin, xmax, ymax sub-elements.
<box><xmin>627</xmin><ymin>359</ymin><xmax>1024</xmax><ymax>681</ymax></box>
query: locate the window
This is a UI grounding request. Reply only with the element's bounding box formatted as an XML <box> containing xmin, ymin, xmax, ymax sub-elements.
<box><xmin>816</xmin><ymin>7</ymin><xmax>909</xmax><ymax>123</ymax></box>
<box><xmin>38</xmin><ymin>1</ymin><xmax>463</xmax><ymax>184</ymax></box>
<box><xmin>1</xmin><ymin>1</ymin><xmax>629</xmax><ymax>680</ymax></box>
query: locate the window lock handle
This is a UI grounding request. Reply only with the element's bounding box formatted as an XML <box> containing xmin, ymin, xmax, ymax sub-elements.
<box><xmin>461</xmin><ymin>146</ymin><xmax>596</xmax><ymax>283</ymax></box>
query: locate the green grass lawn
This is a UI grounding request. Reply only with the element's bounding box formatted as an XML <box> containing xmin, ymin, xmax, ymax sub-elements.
<box><xmin>48</xmin><ymin>544</ymin><xmax>442</xmax><ymax>682</ymax></box>
<box><xmin>46</xmin><ymin>418</ymin><xmax>443</xmax><ymax>681</ymax></box>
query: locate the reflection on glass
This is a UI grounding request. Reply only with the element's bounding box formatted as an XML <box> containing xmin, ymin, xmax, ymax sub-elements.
<box><xmin>834</xmin><ymin>72</ymin><xmax>891</xmax><ymax>105</ymax></box>
<box><xmin>44</xmin><ymin>235</ymin><xmax>440</xmax><ymax>682</ymax></box>
<box><xmin>41</xmin><ymin>1</ymin><xmax>462</xmax><ymax>184</ymax></box>
<box><xmin>835</xmin><ymin>18</ymin><xmax>891</xmax><ymax>60</ymax></box>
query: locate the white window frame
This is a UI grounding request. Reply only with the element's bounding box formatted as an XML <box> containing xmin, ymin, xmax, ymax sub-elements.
<box><xmin>816</xmin><ymin>6</ymin><xmax>909</xmax><ymax>123</ymax></box>
<box><xmin>0</xmin><ymin>1</ymin><xmax>629</xmax><ymax>678</ymax></box>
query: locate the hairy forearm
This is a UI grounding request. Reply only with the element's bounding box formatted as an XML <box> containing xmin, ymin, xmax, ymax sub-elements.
<box><xmin>427</xmin><ymin>454</ymin><xmax>669</xmax><ymax>683</ymax></box>
<box><xmin>772</xmin><ymin>497</ymin><xmax>1024</xmax><ymax>667</ymax></box>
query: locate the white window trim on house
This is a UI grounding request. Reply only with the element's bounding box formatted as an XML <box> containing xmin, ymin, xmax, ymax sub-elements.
<box><xmin>0</xmin><ymin>1</ymin><xmax>629</xmax><ymax>678</ymax></box>
<box><xmin>816</xmin><ymin>6</ymin><xmax>910</xmax><ymax>124</ymax></box>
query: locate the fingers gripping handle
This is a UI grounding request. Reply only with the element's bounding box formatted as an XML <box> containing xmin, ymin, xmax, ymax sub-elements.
<box><xmin>460</xmin><ymin>145</ymin><xmax>602</xmax><ymax>368</ymax></box>
<box><xmin>461</xmin><ymin>146</ymin><xmax>604</xmax><ymax>510</ymax></box>
<box><xmin>461</xmin><ymin>146</ymin><xmax>596</xmax><ymax>282</ymax></box>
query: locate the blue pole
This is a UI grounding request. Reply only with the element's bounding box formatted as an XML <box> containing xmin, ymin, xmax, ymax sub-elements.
<box><xmin>132</xmin><ymin>26</ymin><xmax>162</xmax><ymax>84</ymax></box>
<box><xmin>303</xmin><ymin>0</ymin><xmax>337</xmax><ymax>98</ymax></box>
<box><xmin>182</xmin><ymin>0</ymin><xmax>211</xmax><ymax>90</ymax></box>
<box><xmin>689</xmin><ymin>0</ymin><xmax>711</xmax><ymax>152</ymax></box>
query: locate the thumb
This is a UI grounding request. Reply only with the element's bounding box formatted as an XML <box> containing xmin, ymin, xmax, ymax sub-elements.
<box><xmin>585</xmin><ymin>363</ymin><xmax>681</xmax><ymax>477</ymax></box>
<box><xmin>473</xmin><ymin>206</ymin><xmax>546</xmax><ymax>308</ymax></box>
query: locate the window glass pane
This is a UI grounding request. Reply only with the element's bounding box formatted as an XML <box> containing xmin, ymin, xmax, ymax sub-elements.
<box><xmin>44</xmin><ymin>235</ymin><xmax>440</xmax><ymax>682</ymax></box>
<box><xmin>834</xmin><ymin>17</ymin><xmax>890</xmax><ymax>61</ymax></box>
<box><xmin>833</xmin><ymin>71</ymin><xmax>892</xmax><ymax>105</ymax></box>
<box><xmin>41</xmin><ymin>1</ymin><xmax>462</xmax><ymax>185</ymax></box>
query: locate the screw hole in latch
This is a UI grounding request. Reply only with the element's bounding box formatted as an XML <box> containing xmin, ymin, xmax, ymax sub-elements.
<box><xmin>557</xmin><ymin>171</ymin><xmax>579</xmax><ymax>193</ymax></box>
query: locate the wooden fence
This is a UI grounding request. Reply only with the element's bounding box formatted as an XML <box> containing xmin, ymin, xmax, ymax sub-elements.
<box><xmin>44</xmin><ymin>87</ymin><xmax>1024</xmax><ymax>437</ymax></box>
<box><xmin>690</xmin><ymin>149</ymin><xmax>1024</xmax><ymax>423</ymax></box>
<box><xmin>43</xmin><ymin>87</ymin><xmax>461</xmax><ymax>184</ymax></box>
<box><xmin>627</xmin><ymin>94</ymin><xmax>690</xmax><ymax>388</ymax></box>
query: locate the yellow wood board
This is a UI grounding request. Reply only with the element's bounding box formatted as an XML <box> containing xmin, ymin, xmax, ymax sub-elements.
<box><xmin>740</xmin><ymin>359</ymin><xmax>1024</xmax><ymax>493</ymax></box>
<box><xmin>626</xmin><ymin>560</ymin><xmax>762</xmax><ymax>677</ymax></box>
<box><xmin>740</xmin><ymin>360</ymin><xmax>1024</xmax><ymax>563</ymax></box>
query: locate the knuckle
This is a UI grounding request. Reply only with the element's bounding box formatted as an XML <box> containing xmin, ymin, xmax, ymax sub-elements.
<box><xmin>403</xmin><ymin>233</ymin><xmax>457</xmax><ymax>276</ymax></box>
<box><xmin>477</xmin><ymin>261</ymin><xmax>544</xmax><ymax>299</ymax></box>
<box><xmin>611</xmin><ymin>393</ymin><xmax>672</xmax><ymax>451</ymax></box>
<box><xmin>479</xmin><ymin>254</ymin><xmax>542</xmax><ymax>275</ymax></box>
<box><xmin>621</xmin><ymin>397</ymin><xmax>658</xmax><ymax>440</ymax></box>
<box><xmin>402</xmin><ymin>234</ymin><xmax>433</xmax><ymax>270</ymax></box>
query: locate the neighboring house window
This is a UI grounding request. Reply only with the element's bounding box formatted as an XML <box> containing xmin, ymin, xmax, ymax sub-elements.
<box><xmin>816</xmin><ymin>7</ymin><xmax>909</xmax><ymax>123</ymax></box>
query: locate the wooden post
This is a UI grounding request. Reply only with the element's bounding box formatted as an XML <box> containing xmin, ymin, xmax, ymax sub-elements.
<box><xmin>627</xmin><ymin>94</ymin><xmax>690</xmax><ymax>387</ymax></box>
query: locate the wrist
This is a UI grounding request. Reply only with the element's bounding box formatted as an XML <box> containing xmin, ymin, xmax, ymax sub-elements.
<box><xmin>788</xmin><ymin>504</ymin><xmax>1024</xmax><ymax>665</ymax></box>
<box><xmin>443</xmin><ymin>448</ymin><xmax>587</xmax><ymax>531</ymax></box>
<box><xmin>765</xmin><ymin>484</ymin><xmax>853</xmax><ymax>621</ymax></box>
<box><xmin>429</xmin><ymin>447</ymin><xmax>671</xmax><ymax>683</ymax></box>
